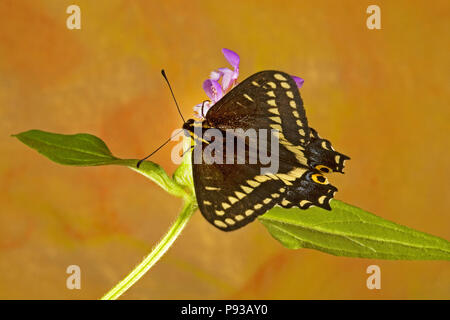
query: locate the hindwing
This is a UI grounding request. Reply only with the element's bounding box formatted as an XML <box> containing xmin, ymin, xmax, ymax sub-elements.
<box><xmin>192</xmin><ymin>132</ymin><xmax>314</xmax><ymax>231</ymax></box>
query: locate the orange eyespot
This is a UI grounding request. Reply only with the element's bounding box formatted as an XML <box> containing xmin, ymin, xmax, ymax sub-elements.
<box><xmin>311</xmin><ymin>173</ymin><xmax>328</xmax><ymax>185</ymax></box>
<box><xmin>315</xmin><ymin>165</ymin><xmax>332</xmax><ymax>173</ymax></box>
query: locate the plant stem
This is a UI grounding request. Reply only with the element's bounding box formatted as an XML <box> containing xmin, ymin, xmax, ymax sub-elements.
<box><xmin>101</xmin><ymin>198</ymin><xmax>197</xmax><ymax>300</ymax></box>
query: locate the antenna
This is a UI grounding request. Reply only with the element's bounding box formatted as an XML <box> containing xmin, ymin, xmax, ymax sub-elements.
<box><xmin>161</xmin><ymin>69</ymin><xmax>185</xmax><ymax>123</ymax></box>
<box><xmin>136</xmin><ymin>129</ymin><xmax>184</xmax><ymax>168</ymax></box>
<box><xmin>136</xmin><ymin>69</ymin><xmax>187</xmax><ymax>168</ymax></box>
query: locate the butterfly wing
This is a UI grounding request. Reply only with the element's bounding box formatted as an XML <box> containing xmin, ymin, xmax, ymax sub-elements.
<box><xmin>192</xmin><ymin>132</ymin><xmax>317</xmax><ymax>231</ymax></box>
<box><xmin>205</xmin><ymin>70</ymin><xmax>311</xmax><ymax>147</ymax></box>
<box><xmin>306</xmin><ymin>127</ymin><xmax>351</xmax><ymax>174</ymax></box>
<box><xmin>193</xmin><ymin>139</ymin><xmax>338</xmax><ymax>230</ymax></box>
<box><xmin>191</xmin><ymin>70</ymin><xmax>345</xmax><ymax>231</ymax></box>
<box><xmin>193</xmin><ymin>158</ymin><xmax>287</xmax><ymax>231</ymax></box>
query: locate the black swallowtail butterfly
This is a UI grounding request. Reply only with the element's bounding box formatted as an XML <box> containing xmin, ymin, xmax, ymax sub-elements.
<box><xmin>182</xmin><ymin>70</ymin><xmax>349</xmax><ymax>231</ymax></box>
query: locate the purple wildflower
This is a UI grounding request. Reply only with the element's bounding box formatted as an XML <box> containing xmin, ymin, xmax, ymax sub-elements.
<box><xmin>193</xmin><ymin>48</ymin><xmax>304</xmax><ymax>119</ymax></box>
<box><xmin>291</xmin><ymin>75</ymin><xmax>305</xmax><ymax>88</ymax></box>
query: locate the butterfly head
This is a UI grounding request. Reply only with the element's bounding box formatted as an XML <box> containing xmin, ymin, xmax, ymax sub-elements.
<box><xmin>305</xmin><ymin>138</ymin><xmax>350</xmax><ymax>174</ymax></box>
<box><xmin>182</xmin><ymin>118</ymin><xmax>212</xmax><ymax>140</ymax></box>
<box><xmin>182</xmin><ymin>118</ymin><xmax>196</xmax><ymax>135</ymax></box>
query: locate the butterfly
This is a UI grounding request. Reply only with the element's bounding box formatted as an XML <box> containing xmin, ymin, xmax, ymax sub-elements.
<box><xmin>182</xmin><ymin>70</ymin><xmax>350</xmax><ymax>231</ymax></box>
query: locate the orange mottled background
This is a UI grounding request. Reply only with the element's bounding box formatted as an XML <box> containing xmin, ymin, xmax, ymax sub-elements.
<box><xmin>0</xmin><ymin>0</ymin><xmax>449</xmax><ymax>299</ymax></box>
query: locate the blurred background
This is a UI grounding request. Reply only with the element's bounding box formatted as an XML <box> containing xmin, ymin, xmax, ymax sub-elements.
<box><xmin>0</xmin><ymin>0</ymin><xmax>449</xmax><ymax>299</ymax></box>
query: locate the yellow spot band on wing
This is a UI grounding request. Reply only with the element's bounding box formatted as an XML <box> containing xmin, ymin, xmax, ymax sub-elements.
<box><xmin>247</xmin><ymin>180</ymin><xmax>260</xmax><ymax>188</ymax></box>
<box><xmin>300</xmin><ymin>200</ymin><xmax>311</xmax><ymax>207</ymax></box>
<box><xmin>270</xmin><ymin>124</ymin><xmax>282</xmax><ymax>132</ymax></box>
<box><xmin>241</xmin><ymin>185</ymin><xmax>253</xmax><ymax>194</ymax></box>
<box><xmin>276</xmin><ymin>174</ymin><xmax>294</xmax><ymax>186</ymax></box>
<box><xmin>274</xmin><ymin>73</ymin><xmax>287</xmax><ymax>81</ymax></box>
<box><xmin>235</xmin><ymin>191</ymin><xmax>246</xmax><ymax>199</ymax></box>
<box><xmin>281</xmin><ymin>82</ymin><xmax>290</xmax><ymax>89</ymax></box>
<box><xmin>266</xmin><ymin>173</ymin><xmax>279</xmax><ymax>180</ymax></box>
<box><xmin>245</xmin><ymin>209</ymin><xmax>254</xmax><ymax>216</ymax></box>
<box><xmin>318</xmin><ymin>195</ymin><xmax>327</xmax><ymax>204</ymax></box>
<box><xmin>270</xmin><ymin>116</ymin><xmax>282</xmax><ymax>124</ymax></box>
<box><xmin>289</xmin><ymin>167</ymin><xmax>307</xmax><ymax>178</ymax></box>
<box><xmin>225</xmin><ymin>218</ymin><xmax>235</xmax><ymax>225</ymax></box>
<box><xmin>228</xmin><ymin>196</ymin><xmax>239</xmax><ymax>204</ymax></box>
<box><xmin>272</xmin><ymin>130</ymin><xmax>307</xmax><ymax>165</ymax></box>
<box><xmin>214</xmin><ymin>220</ymin><xmax>227</xmax><ymax>228</ymax></box>
<box><xmin>205</xmin><ymin>186</ymin><xmax>220</xmax><ymax>191</ymax></box>
<box><xmin>268</xmin><ymin>108</ymin><xmax>279</xmax><ymax>115</ymax></box>
<box><xmin>254</xmin><ymin>175</ymin><xmax>271</xmax><ymax>183</ymax></box>
<box><xmin>267</xmin><ymin>99</ymin><xmax>277</xmax><ymax>106</ymax></box>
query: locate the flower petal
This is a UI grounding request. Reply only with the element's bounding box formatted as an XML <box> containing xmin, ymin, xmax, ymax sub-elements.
<box><xmin>193</xmin><ymin>103</ymin><xmax>203</xmax><ymax>117</ymax></box>
<box><xmin>218</xmin><ymin>68</ymin><xmax>234</xmax><ymax>91</ymax></box>
<box><xmin>291</xmin><ymin>75</ymin><xmax>305</xmax><ymax>88</ymax></box>
<box><xmin>222</xmin><ymin>48</ymin><xmax>240</xmax><ymax>70</ymax></box>
<box><xmin>209</xmin><ymin>70</ymin><xmax>222</xmax><ymax>81</ymax></box>
<box><xmin>203</xmin><ymin>79</ymin><xmax>223</xmax><ymax>103</ymax></box>
<box><xmin>194</xmin><ymin>100</ymin><xmax>212</xmax><ymax>118</ymax></box>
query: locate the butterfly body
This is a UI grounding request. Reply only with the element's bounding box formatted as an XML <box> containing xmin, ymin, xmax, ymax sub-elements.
<box><xmin>183</xmin><ymin>71</ymin><xmax>349</xmax><ymax>231</ymax></box>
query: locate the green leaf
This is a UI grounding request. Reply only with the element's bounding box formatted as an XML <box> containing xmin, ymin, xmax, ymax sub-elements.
<box><xmin>259</xmin><ymin>200</ymin><xmax>450</xmax><ymax>260</ymax></box>
<box><xmin>13</xmin><ymin>129</ymin><xmax>187</xmax><ymax>198</ymax></box>
<box><xmin>13</xmin><ymin>129</ymin><xmax>117</xmax><ymax>166</ymax></box>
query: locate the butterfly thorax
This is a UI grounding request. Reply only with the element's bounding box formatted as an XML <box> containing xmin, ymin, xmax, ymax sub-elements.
<box><xmin>182</xmin><ymin>118</ymin><xmax>213</xmax><ymax>144</ymax></box>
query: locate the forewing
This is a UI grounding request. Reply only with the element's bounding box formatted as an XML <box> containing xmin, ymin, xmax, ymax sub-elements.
<box><xmin>206</xmin><ymin>70</ymin><xmax>311</xmax><ymax>146</ymax></box>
